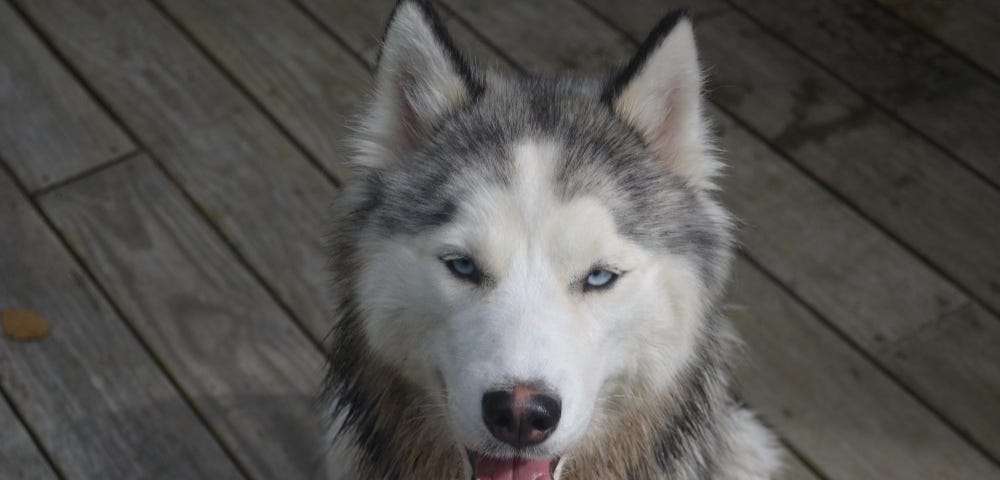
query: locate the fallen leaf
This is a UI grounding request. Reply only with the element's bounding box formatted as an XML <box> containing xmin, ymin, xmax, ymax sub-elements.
<box><xmin>2</xmin><ymin>310</ymin><xmax>51</xmax><ymax>341</ymax></box>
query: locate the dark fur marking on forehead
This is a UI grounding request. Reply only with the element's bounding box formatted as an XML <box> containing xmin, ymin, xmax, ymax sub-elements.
<box><xmin>379</xmin><ymin>0</ymin><xmax>484</xmax><ymax>100</ymax></box>
<box><xmin>601</xmin><ymin>8</ymin><xmax>689</xmax><ymax>105</ymax></box>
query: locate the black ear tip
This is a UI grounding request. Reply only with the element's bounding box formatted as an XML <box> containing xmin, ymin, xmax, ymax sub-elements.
<box><xmin>602</xmin><ymin>7</ymin><xmax>693</xmax><ymax>104</ymax></box>
<box><xmin>389</xmin><ymin>0</ymin><xmax>442</xmax><ymax>26</ymax></box>
<box><xmin>393</xmin><ymin>0</ymin><xmax>437</xmax><ymax>14</ymax></box>
<box><xmin>652</xmin><ymin>8</ymin><xmax>691</xmax><ymax>39</ymax></box>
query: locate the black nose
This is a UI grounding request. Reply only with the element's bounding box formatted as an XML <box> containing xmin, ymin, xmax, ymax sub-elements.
<box><xmin>481</xmin><ymin>386</ymin><xmax>561</xmax><ymax>448</ymax></box>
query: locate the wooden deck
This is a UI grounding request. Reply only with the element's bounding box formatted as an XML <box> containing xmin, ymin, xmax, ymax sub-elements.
<box><xmin>1</xmin><ymin>0</ymin><xmax>998</xmax><ymax>478</ymax></box>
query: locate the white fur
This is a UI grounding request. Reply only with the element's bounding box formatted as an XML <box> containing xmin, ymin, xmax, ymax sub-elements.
<box><xmin>717</xmin><ymin>408</ymin><xmax>784</xmax><ymax>479</ymax></box>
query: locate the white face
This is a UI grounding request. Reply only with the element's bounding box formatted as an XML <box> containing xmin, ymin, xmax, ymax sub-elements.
<box><xmin>355</xmin><ymin>141</ymin><xmax>705</xmax><ymax>458</ymax></box>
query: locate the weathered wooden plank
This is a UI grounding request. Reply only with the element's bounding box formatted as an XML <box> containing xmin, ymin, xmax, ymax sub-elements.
<box><xmin>0</xmin><ymin>1</ymin><xmax>134</xmax><ymax>192</ymax></box>
<box><xmin>293</xmin><ymin>0</ymin><xmax>388</xmax><ymax>64</ymax></box>
<box><xmin>781</xmin><ymin>453</ymin><xmax>822</xmax><ymax>480</ymax></box>
<box><xmin>0</xmin><ymin>167</ymin><xmax>241</xmax><ymax>479</ymax></box>
<box><xmin>574</xmin><ymin>0</ymin><xmax>1000</xmax><ymax>457</ymax></box>
<box><xmin>14</xmin><ymin>0</ymin><xmax>335</xmax><ymax>339</ymax></box>
<box><xmin>697</xmin><ymin>0</ymin><xmax>1000</xmax><ymax>317</ymax></box>
<box><xmin>729</xmin><ymin>259</ymin><xmax>999</xmax><ymax>479</ymax></box>
<box><xmin>725</xmin><ymin>0</ymin><xmax>1000</xmax><ymax>187</ymax></box>
<box><xmin>152</xmin><ymin>0</ymin><xmax>369</xmax><ymax>181</ymax></box>
<box><xmin>885</xmin><ymin>302</ymin><xmax>1000</xmax><ymax>454</ymax></box>
<box><xmin>440</xmin><ymin>0</ymin><xmax>633</xmax><ymax>72</ymax></box>
<box><xmin>712</xmin><ymin>107</ymin><xmax>965</xmax><ymax>350</ymax></box>
<box><xmin>295</xmin><ymin>0</ymin><xmax>507</xmax><ymax>68</ymax></box>
<box><xmin>715</xmin><ymin>111</ymin><xmax>1000</xmax><ymax>457</ymax></box>
<box><xmin>875</xmin><ymin>0</ymin><xmax>1000</xmax><ymax>78</ymax></box>
<box><xmin>0</xmin><ymin>395</ymin><xmax>57</xmax><ymax>479</ymax></box>
<box><xmin>39</xmin><ymin>156</ymin><xmax>326</xmax><ymax>479</ymax></box>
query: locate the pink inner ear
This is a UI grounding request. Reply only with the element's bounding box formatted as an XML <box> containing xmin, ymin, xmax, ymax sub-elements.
<box><xmin>395</xmin><ymin>75</ymin><xmax>424</xmax><ymax>156</ymax></box>
<box><xmin>648</xmin><ymin>88</ymin><xmax>688</xmax><ymax>159</ymax></box>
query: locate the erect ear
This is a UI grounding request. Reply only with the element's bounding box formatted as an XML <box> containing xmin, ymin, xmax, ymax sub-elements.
<box><xmin>352</xmin><ymin>0</ymin><xmax>482</xmax><ymax>171</ymax></box>
<box><xmin>604</xmin><ymin>11</ymin><xmax>719</xmax><ymax>189</ymax></box>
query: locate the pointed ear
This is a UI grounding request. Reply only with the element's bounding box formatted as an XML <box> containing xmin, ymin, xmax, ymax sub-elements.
<box><xmin>604</xmin><ymin>11</ymin><xmax>719</xmax><ymax>189</ymax></box>
<box><xmin>352</xmin><ymin>0</ymin><xmax>482</xmax><ymax>171</ymax></box>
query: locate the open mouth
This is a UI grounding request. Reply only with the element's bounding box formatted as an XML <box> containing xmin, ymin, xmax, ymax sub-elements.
<box><xmin>467</xmin><ymin>450</ymin><xmax>560</xmax><ymax>480</ymax></box>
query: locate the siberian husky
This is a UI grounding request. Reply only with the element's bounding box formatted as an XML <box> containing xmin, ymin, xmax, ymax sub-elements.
<box><xmin>322</xmin><ymin>1</ymin><xmax>780</xmax><ymax>478</ymax></box>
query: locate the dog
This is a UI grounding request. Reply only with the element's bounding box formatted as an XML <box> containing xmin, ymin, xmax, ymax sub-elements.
<box><xmin>321</xmin><ymin>0</ymin><xmax>781</xmax><ymax>478</ymax></box>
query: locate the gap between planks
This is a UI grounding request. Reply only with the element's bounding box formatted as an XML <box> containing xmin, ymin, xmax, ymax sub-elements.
<box><xmin>865</xmin><ymin>0</ymin><xmax>1000</xmax><ymax>93</ymax></box>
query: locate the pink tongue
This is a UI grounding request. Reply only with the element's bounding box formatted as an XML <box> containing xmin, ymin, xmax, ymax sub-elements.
<box><xmin>474</xmin><ymin>456</ymin><xmax>552</xmax><ymax>480</ymax></box>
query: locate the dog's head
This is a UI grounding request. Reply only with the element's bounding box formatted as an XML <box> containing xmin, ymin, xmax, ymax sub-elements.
<box><xmin>329</xmin><ymin>1</ymin><xmax>731</xmax><ymax>477</ymax></box>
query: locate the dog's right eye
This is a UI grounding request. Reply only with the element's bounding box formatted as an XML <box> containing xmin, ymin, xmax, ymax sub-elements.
<box><xmin>444</xmin><ymin>257</ymin><xmax>482</xmax><ymax>284</ymax></box>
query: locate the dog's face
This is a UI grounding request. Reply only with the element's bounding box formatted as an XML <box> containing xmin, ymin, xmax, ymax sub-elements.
<box><xmin>357</xmin><ymin>140</ymin><xmax>705</xmax><ymax>461</ymax></box>
<box><xmin>333</xmin><ymin>2</ymin><xmax>730</xmax><ymax>477</ymax></box>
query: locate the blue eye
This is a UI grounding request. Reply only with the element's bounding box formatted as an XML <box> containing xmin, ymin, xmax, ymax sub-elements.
<box><xmin>585</xmin><ymin>269</ymin><xmax>618</xmax><ymax>291</ymax></box>
<box><xmin>444</xmin><ymin>257</ymin><xmax>481</xmax><ymax>284</ymax></box>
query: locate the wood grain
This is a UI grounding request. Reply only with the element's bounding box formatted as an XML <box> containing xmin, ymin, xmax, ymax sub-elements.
<box><xmin>39</xmin><ymin>156</ymin><xmax>326</xmax><ymax>479</ymax></box>
<box><xmin>875</xmin><ymin>0</ymin><xmax>1000</xmax><ymax>78</ymax></box>
<box><xmin>725</xmin><ymin>0</ymin><xmax>1000</xmax><ymax>187</ymax></box>
<box><xmin>885</xmin><ymin>302</ymin><xmax>1000</xmax><ymax>455</ymax></box>
<box><xmin>14</xmin><ymin>0</ymin><xmax>337</xmax><ymax>340</ymax></box>
<box><xmin>153</xmin><ymin>0</ymin><xmax>370</xmax><ymax>182</ymax></box>
<box><xmin>696</xmin><ymin>0</ymin><xmax>1000</xmax><ymax>316</ymax></box>
<box><xmin>715</xmin><ymin>110</ymin><xmax>1000</xmax><ymax>457</ymax></box>
<box><xmin>441</xmin><ymin>0</ymin><xmax>633</xmax><ymax>72</ymax></box>
<box><xmin>0</xmin><ymin>167</ymin><xmax>241</xmax><ymax>479</ymax></box>
<box><xmin>730</xmin><ymin>259</ymin><xmax>999</xmax><ymax>479</ymax></box>
<box><xmin>0</xmin><ymin>395</ymin><xmax>57</xmax><ymax>479</ymax></box>
<box><xmin>0</xmin><ymin>1</ymin><xmax>133</xmax><ymax>192</ymax></box>
<box><xmin>779</xmin><ymin>451</ymin><xmax>823</xmax><ymax>480</ymax></box>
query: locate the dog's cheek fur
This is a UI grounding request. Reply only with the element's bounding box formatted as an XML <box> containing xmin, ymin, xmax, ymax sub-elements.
<box><xmin>601</xmin><ymin>254</ymin><xmax>707</xmax><ymax>392</ymax></box>
<box><xmin>355</xmin><ymin>236</ymin><xmax>449</xmax><ymax>386</ymax></box>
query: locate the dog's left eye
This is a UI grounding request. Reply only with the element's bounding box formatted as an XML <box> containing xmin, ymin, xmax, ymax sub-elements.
<box><xmin>585</xmin><ymin>269</ymin><xmax>619</xmax><ymax>291</ymax></box>
<box><xmin>444</xmin><ymin>257</ymin><xmax>481</xmax><ymax>284</ymax></box>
